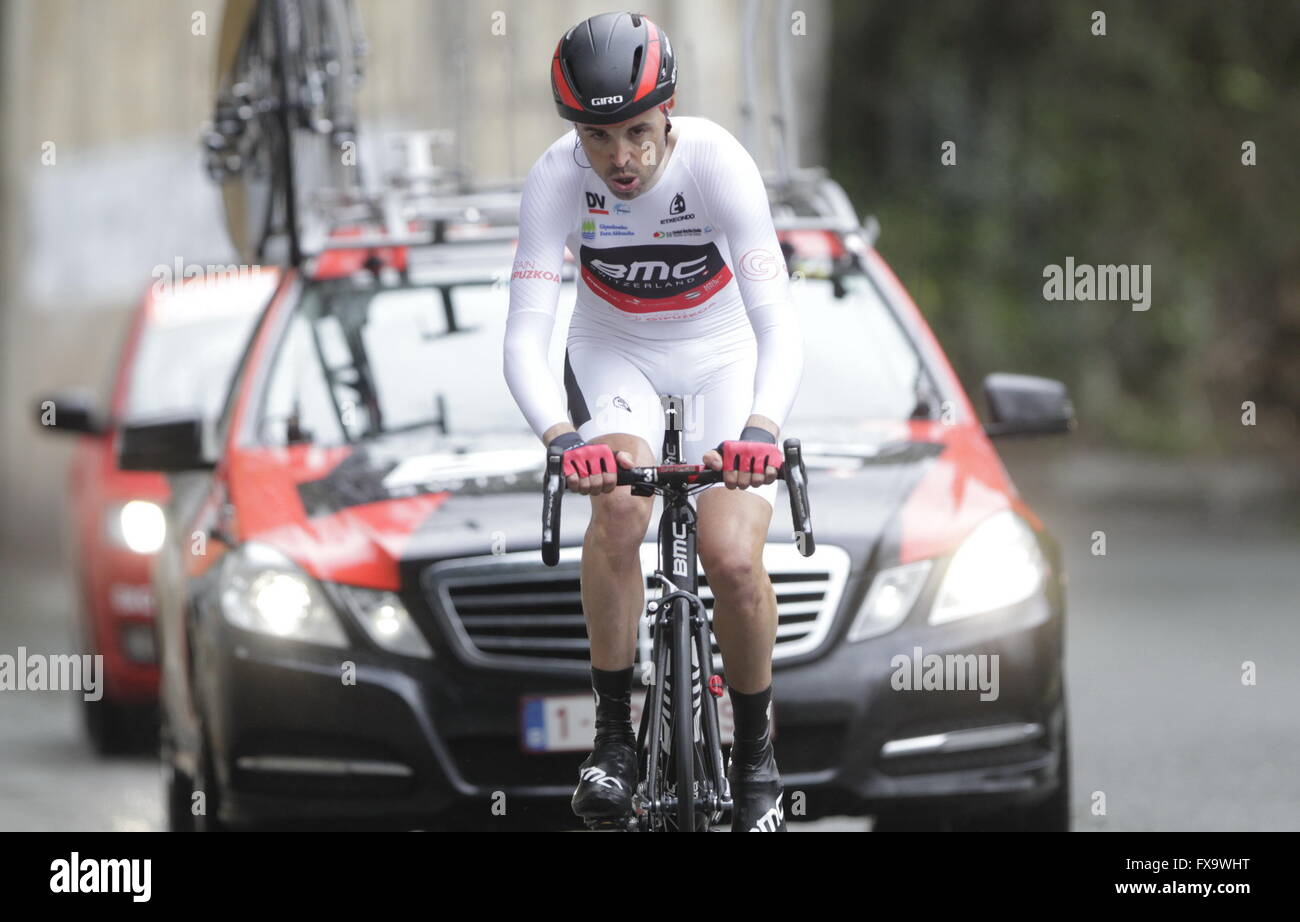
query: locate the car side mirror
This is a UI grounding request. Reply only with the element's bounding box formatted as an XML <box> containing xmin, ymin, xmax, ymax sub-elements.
<box><xmin>34</xmin><ymin>390</ymin><xmax>108</xmax><ymax>436</ymax></box>
<box><xmin>119</xmin><ymin>413</ymin><xmax>214</xmax><ymax>472</ymax></box>
<box><xmin>982</xmin><ymin>373</ymin><xmax>1075</xmax><ymax>438</ymax></box>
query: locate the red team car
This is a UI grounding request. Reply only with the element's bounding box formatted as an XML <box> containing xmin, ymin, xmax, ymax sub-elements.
<box><xmin>38</xmin><ymin>268</ymin><xmax>277</xmax><ymax>752</ymax></box>
<box><xmin>118</xmin><ymin>173</ymin><xmax>1076</xmax><ymax>831</ymax></box>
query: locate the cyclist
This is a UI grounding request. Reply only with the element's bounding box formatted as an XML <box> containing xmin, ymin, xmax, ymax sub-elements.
<box><xmin>503</xmin><ymin>11</ymin><xmax>803</xmax><ymax>831</ymax></box>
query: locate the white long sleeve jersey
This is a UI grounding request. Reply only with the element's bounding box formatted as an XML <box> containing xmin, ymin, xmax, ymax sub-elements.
<box><xmin>502</xmin><ymin>116</ymin><xmax>804</xmax><ymax>443</ymax></box>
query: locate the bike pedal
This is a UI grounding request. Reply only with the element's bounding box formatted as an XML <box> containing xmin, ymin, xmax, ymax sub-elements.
<box><xmin>583</xmin><ymin>815</ymin><xmax>633</xmax><ymax>831</ymax></box>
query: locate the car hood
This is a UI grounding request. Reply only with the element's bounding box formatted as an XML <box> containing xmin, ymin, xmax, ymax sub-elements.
<box><xmin>225</xmin><ymin>421</ymin><xmax>1023</xmax><ymax>589</ymax></box>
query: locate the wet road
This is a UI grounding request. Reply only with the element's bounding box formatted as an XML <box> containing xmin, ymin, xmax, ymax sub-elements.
<box><xmin>2</xmin><ymin>447</ymin><xmax>1297</xmax><ymax>831</ymax></box>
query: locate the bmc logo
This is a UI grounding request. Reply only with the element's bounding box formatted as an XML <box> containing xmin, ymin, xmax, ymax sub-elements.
<box><xmin>671</xmin><ymin>522</ymin><xmax>689</xmax><ymax>577</ymax></box>
<box><xmin>590</xmin><ymin>95</ymin><xmax>624</xmax><ymax>105</ymax></box>
<box><xmin>590</xmin><ymin>255</ymin><xmax>709</xmax><ymax>281</ymax></box>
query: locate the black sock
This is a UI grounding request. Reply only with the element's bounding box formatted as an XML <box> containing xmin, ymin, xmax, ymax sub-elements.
<box><xmin>730</xmin><ymin>683</ymin><xmax>774</xmax><ymax>764</ymax></box>
<box><xmin>591</xmin><ymin>666</ymin><xmax>635</xmax><ymax>746</ymax></box>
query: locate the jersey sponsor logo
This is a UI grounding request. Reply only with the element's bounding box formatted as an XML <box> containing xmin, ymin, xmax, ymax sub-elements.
<box><xmin>653</xmin><ymin>228</ymin><xmax>701</xmax><ymax>238</ymax></box>
<box><xmin>579</xmin><ymin>242</ymin><xmax>733</xmax><ymax>314</ymax></box>
<box><xmin>581</xmin><ymin>220</ymin><xmax>596</xmax><ymax>241</ymax></box>
<box><xmin>585</xmin><ymin>191</ymin><xmax>608</xmax><ymax>214</ymax></box>
<box><xmin>598</xmin><ymin>222</ymin><xmax>635</xmax><ymax>238</ymax></box>
<box><xmin>660</xmin><ymin>192</ymin><xmax>694</xmax><ymax>224</ymax></box>
<box><xmin>738</xmin><ymin>247</ymin><xmax>783</xmax><ymax>281</ymax></box>
<box><xmin>511</xmin><ymin>259</ymin><xmax>561</xmax><ymax>284</ymax></box>
<box><xmin>613</xmin><ymin>203</ymin><xmax>632</xmax><ymax>215</ymax></box>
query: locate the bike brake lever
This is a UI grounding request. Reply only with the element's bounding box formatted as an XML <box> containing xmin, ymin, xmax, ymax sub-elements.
<box><xmin>782</xmin><ymin>438</ymin><xmax>816</xmax><ymax>556</ymax></box>
<box><xmin>541</xmin><ymin>450</ymin><xmax>564</xmax><ymax>566</ymax></box>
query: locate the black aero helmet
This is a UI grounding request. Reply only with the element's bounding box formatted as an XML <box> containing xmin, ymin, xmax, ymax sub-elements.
<box><xmin>551</xmin><ymin>11</ymin><xmax>677</xmax><ymax>125</ymax></box>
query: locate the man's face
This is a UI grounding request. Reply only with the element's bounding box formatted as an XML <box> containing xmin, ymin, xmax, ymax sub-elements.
<box><xmin>575</xmin><ymin>105</ymin><xmax>670</xmax><ymax>200</ymax></box>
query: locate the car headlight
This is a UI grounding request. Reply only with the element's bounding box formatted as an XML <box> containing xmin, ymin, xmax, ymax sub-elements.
<box><xmin>930</xmin><ymin>510</ymin><xmax>1046</xmax><ymax>625</ymax></box>
<box><xmin>219</xmin><ymin>542</ymin><xmax>348</xmax><ymax>647</ymax></box>
<box><xmin>847</xmin><ymin>560</ymin><xmax>931</xmax><ymax>642</ymax></box>
<box><xmin>107</xmin><ymin>500</ymin><xmax>166</xmax><ymax>554</ymax></box>
<box><xmin>335</xmin><ymin>585</ymin><xmax>433</xmax><ymax>659</ymax></box>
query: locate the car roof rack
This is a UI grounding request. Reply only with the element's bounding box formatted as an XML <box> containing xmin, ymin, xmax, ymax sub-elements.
<box><xmin>301</xmin><ymin>132</ymin><xmax>879</xmax><ymax>278</ymax></box>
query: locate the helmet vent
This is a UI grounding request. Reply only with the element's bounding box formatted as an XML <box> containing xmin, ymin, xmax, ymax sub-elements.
<box><xmin>629</xmin><ymin>46</ymin><xmax>642</xmax><ymax>87</ymax></box>
<box><xmin>630</xmin><ymin>13</ymin><xmax>642</xmax><ymax>27</ymax></box>
<box><xmin>563</xmin><ymin>54</ymin><xmax>584</xmax><ymax>96</ymax></box>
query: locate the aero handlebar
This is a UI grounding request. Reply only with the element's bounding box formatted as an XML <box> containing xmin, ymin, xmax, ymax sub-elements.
<box><xmin>542</xmin><ymin>438</ymin><xmax>815</xmax><ymax>566</ymax></box>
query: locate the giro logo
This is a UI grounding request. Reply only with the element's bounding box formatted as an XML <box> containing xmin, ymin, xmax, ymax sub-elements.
<box><xmin>590</xmin><ymin>95</ymin><xmax>624</xmax><ymax>106</ymax></box>
<box><xmin>738</xmin><ymin>247</ymin><xmax>782</xmax><ymax>281</ymax></box>
<box><xmin>669</xmin><ymin>192</ymin><xmax>686</xmax><ymax>215</ymax></box>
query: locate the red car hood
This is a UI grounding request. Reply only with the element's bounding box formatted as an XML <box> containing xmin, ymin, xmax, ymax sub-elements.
<box><xmin>222</xmin><ymin>422</ymin><xmax>1038</xmax><ymax>591</ymax></box>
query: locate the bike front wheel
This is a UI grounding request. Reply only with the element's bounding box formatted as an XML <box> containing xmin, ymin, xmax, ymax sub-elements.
<box><xmin>671</xmin><ymin>602</ymin><xmax>695</xmax><ymax>832</ymax></box>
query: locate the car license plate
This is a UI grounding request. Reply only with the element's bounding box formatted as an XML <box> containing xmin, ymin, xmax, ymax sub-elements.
<box><xmin>521</xmin><ymin>689</ymin><xmax>747</xmax><ymax>753</ymax></box>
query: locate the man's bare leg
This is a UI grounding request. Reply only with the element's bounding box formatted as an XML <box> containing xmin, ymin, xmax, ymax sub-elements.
<box><xmin>697</xmin><ymin>485</ymin><xmax>786</xmax><ymax>831</ymax></box>
<box><xmin>580</xmin><ymin>433</ymin><xmax>656</xmax><ymax>669</ymax></box>
<box><xmin>569</xmin><ymin>432</ymin><xmax>655</xmax><ymax>822</ymax></box>
<box><xmin>697</xmin><ymin>485</ymin><xmax>777</xmax><ymax>693</ymax></box>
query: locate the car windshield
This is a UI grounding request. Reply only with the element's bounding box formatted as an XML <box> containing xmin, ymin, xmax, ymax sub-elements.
<box><xmin>126</xmin><ymin>279</ymin><xmax>271</xmax><ymax>420</ymax></box>
<box><xmin>254</xmin><ymin>268</ymin><xmax>928</xmax><ymax>447</ymax></box>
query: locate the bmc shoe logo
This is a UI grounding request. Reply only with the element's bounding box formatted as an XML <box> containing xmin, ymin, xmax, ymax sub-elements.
<box><xmin>579</xmin><ymin>767</ymin><xmax>624</xmax><ymax>789</ymax></box>
<box><xmin>590</xmin><ymin>95</ymin><xmax>624</xmax><ymax>106</ymax></box>
<box><xmin>750</xmin><ymin>800</ymin><xmax>785</xmax><ymax>832</ymax></box>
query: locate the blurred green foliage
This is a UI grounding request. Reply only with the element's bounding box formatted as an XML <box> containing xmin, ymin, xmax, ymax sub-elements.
<box><xmin>828</xmin><ymin>0</ymin><xmax>1300</xmax><ymax>456</ymax></box>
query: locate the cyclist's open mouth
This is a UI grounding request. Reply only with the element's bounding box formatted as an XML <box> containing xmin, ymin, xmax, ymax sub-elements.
<box><xmin>609</xmin><ymin>174</ymin><xmax>639</xmax><ymax>193</ymax></box>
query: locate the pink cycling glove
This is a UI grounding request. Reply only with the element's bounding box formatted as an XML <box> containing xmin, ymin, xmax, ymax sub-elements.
<box><xmin>715</xmin><ymin>426</ymin><xmax>783</xmax><ymax>475</ymax></box>
<box><xmin>549</xmin><ymin>432</ymin><xmax>616</xmax><ymax>479</ymax></box>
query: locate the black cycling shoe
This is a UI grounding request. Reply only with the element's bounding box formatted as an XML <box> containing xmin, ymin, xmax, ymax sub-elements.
<box><xmin>728</xmin><ymin>741</ymin><xmax>787</xmax><ymax>832</ymax></box>
<box><xmin>571</xmin><ymin>736</ymin><xmax>638</xmax><ymax>823</ymax></box>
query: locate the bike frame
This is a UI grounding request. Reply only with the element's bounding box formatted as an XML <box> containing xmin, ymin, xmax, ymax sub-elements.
<box><xmin>541</xmin><ymin>394</ymin><xmax>815</xmax><ymax>832</ymax></box>
<box><xmin>635</xmin><ymin>396</ymin><xmax>729</xmax><ymax>831</ymax></box>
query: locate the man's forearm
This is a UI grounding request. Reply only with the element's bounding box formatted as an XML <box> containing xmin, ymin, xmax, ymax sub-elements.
<box><xmin>743</xmin><ymin>414</ymin><xmax>778</xmax><ymax>439</ymax></box>
<box><xmin>543</xmin><ymin>421</ymin><xmax>577</xmax><ymax>447</ymax></box>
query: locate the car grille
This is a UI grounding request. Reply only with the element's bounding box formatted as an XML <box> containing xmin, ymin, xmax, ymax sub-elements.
<box><xmin>421</xmin><ymin>543</ymin><xmax>851</xmax><ymax>674</ymax></box>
